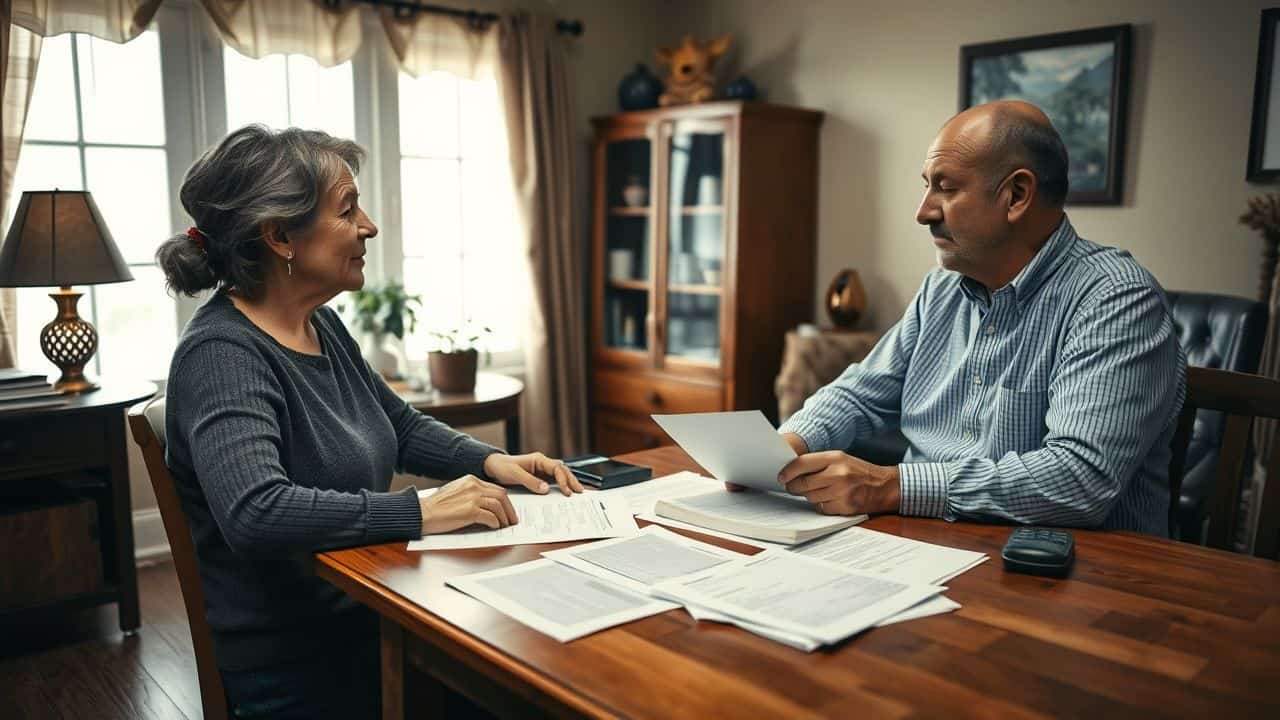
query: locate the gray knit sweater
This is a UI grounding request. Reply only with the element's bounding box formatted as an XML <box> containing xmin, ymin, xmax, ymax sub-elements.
<box><xmin>164</xmin><ymin>291</ymin><xmax>498</xmax><ymax>671</ymax></box>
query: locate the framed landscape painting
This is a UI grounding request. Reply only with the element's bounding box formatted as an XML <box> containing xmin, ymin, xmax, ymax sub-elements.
<box><xmin>960</xmin><ymin>25</ymin><xmax>1132</xmax><ymax>205</ymax></box>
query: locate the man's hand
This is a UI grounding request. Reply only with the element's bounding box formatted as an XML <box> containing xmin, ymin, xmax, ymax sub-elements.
<box><xmin>483</xmin><ymin>452</ymin><xmax>584</xmax><ymax>496</ymax></box>
<box><xmin>726</xmin><ymin>432</ymin><xmax>810</xmax><ymax>492</ymax></box>
<box><xmin>778</xmin><ymin>451</ymin><xmax>901</xmax><ymax>515</ymax></box>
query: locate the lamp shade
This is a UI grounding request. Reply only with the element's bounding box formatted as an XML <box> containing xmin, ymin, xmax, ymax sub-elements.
<box><xmin>0</xmin><ymin>190</ymin><xmax>133</xmax><ymax>287</ymax></box>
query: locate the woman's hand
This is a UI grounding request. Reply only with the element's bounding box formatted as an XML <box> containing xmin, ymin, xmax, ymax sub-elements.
<box><xmin>420</xmin><ymin>475</ymin><xmax>518</xmax><ymax>534</ymax></box>
<box><xmin>483</xmin><ymin>452</ymin><xmax>584</xmax><ymax>496</ymax></box>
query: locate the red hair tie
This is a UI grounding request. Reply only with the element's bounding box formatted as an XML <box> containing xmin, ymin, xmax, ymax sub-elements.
<box><xmin>187</xmin><ymin>226</ymin><xmax>207</xmax><ymax>252</ymax></box>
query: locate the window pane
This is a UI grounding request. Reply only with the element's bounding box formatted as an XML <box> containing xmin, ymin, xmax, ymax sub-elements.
<box><xmin>224</xmin><ymin>47</ymin><xmax>289</xmax><ymax>132</ymax></box>
<box><xmin>7</xmin><ymin>145</ymin><xmax>83</xmax><ymax>229</ymax></box>
<box><xmin>402</xmin><ymin>256</ymin><xmax>463</xmax><ymax>360</ymax></box>
<box><xmin>399</xmin><ymin>71</ymin><xmax>459</xmax><ymax>158</ymax></box>
<box><xmin>461</xmin><ymin>251</ymin><xmax>518</xmax><ymax>352</ymax></box>
<box><xmin>84</xmin><ymin>147</ymin><xmax>171</xmax><ymax>264</ymax></box>
<box><xmin>24</xmin><ymin>34</ymin><xmax>78</xmax><ymax>142</ymax></box>
<box><xmin>400</xmin><ymin>157</ymin><xmax>461</xmax><ymax>258</ymax></box>
<box><xmin>93</xmin><ymin>266</ymin><xmax>176</xmax><ymax>380</ymax></box>
<box><xmin>459</xmin><ymin>158</ymin><xmax>519</xmax><ymax>352</ymax></box>
<box><xmin>458</xmin><ymin>76</ymin><xmax>502</xmax><ymax>160</ymax></box>
<box><xmin>286</xmin><ymin>55</ymin><xmax>355</xmax><ymax>139</ymax></box>
<box><xmin>77</xmin><ymin>31</ymin><xmax>166</xmax><ymax>145</ymax></box>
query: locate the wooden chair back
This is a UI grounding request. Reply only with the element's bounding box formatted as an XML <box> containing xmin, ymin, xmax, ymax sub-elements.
<box><xmin>127</xmin><ymin>396</ymin><xmax>229</xmax><ymax>720</ymax></box>
<box><xmin>1169</xmin><ymin>366</ymin><xmax>1280</xmax><ymax>558</ymax></box>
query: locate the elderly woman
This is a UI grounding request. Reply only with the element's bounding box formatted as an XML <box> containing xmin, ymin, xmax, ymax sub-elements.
<box><xmin>155</xmin><ymin>125</ymin><xmax>582</xmax><ymax>719</ymax></box>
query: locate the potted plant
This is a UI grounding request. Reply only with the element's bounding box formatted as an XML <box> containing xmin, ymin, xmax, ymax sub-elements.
<box><xmin>339</xmin><ymin>282</ymin><xmax>422</xmax><ymax>379</ymax></box>
<box><xmin>428</xmin><ymin>321</ymin><xmax>492</xmax><ymax>393</ymax></box>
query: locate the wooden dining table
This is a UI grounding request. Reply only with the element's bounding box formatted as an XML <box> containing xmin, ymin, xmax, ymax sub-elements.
<box><xmin>315</xmin><ymin>446</ymin><xmax>1280</xmax><ymax>719</ymax></box>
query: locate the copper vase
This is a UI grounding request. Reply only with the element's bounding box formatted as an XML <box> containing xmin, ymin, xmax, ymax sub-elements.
<box><xmin>825</xmin><ymin>269</ymin><xmax>867</xmax><ymax>328</ymax></box>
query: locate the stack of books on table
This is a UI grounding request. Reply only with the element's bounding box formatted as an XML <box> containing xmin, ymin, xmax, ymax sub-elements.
<box><xmin>0</xmin><ymin>369</ymin><xmax>69</xmax><ymax>412</ymax></box>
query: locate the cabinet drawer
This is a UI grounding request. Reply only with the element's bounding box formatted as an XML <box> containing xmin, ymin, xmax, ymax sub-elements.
<box><xmin>592</xmin><ymin>370</ymin><xmax>723</xmax><ymax>416</ymax></box>
<box><xmin>592</xmin><ymin>411</ymin><xmax>672</xmax><ymax>457</ymax></box>
<box><xmin>0</xmin><ymin>412</ymin><xmax>107</xmax><ymax>476</ymax></box>
<box><xmin>0</xmin><ymin>497</ymin><xmax>103</xmax><ymax>611</ymax></box>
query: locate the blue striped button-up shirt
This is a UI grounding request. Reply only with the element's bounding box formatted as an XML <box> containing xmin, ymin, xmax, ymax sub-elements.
<box><xmin>781</xmin><ymin>218</ymin><xmax>1185</xmax><ymax>535</ymax></box>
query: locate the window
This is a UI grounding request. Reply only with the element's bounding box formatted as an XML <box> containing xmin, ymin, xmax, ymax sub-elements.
<box><xmin>396</xmin><ymin>70</ymin><xmax>521</xmax><ymax>366</ymax></box>
<box><xmin>9</xmin><ymin>31</ymin><xmax>178</xmax><ymax>381</ymax></box>
<box><xmin>6</xmin><ymin>13</ymin><xmax>524</xmax><ymax>381</ymax></box>
<box><xmin>223</xmin><ymin>47</ymin><xmax>356</xmax><ymax>139</ymax></box>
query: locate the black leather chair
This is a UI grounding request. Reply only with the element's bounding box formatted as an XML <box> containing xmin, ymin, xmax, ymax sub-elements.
<box><xmin>843</xmin><ymin>290</ymin><xmax>1267</xmax><ymax>540</ymax></box>
<box><xmin>1167</xmin><ymin>291</ymin><xmax>1267</xmax><ymax>541</ymax></box>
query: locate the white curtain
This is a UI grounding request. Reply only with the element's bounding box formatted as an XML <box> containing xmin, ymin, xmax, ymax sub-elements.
<box><xmin>11</xmin><ymin>0</ymin><xmax>161</xmax><ymax>42</ymax></box>
<box><xmin>199</xmin><ymin>0</ymin><xmax>361</xmax><ymax>68</ymax></box>
<box><xmin>379</xmin><ymin>7</ymin><xmax>495</xmax><ymax>79</ymax></box>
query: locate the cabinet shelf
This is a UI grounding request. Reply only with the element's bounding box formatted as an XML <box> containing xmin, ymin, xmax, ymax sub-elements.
<box><xmin>608</xmin><ymin>279</ymin><xmax>650</xmax><ymax>292</ymax></box>
<box><xmin>675</xmin><ymin>205</ymin><xmax>723</xmax><ymax>215</ymax></box>
<box><xmin>668</xmin><ymin>283</ymin><xmax>721</xmax><ymax>296</ymax></box>
<box><xmin>609</xmin><ymin>206</ymin><xmax>650</xmax><ymax>216</ymax></box>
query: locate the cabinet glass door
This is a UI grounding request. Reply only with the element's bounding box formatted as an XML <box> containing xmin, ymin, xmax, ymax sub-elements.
<box><xmin>603</xmin><ymin>138</ymin><xmax>652</xmax><ymax>352</ymax></box>
<box><xmin>664</xmin><ymin>127</ymin><xmax>724</xmax><ymax>363</ymax></box>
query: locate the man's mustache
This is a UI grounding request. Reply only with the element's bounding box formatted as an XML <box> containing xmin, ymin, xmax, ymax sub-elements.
<box><xmin>929</xmin><ymin>222</ymin><xmax>952</xmax><ymax>240</ymax></box>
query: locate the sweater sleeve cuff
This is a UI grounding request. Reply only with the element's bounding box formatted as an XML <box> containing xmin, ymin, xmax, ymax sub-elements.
<box><xmin>365</xmin><ymin>486</ymin><xmax>423</xmax><ymax>543</ymax></box>
<box><xmin>899</xmin><ymin>462</ymin><xmax>949</xmax><ymax>518</ymax></box>
<box><xmin>455</xmin><ymin>439</ymin><xmax>503</xmax><ymax>481</ymax></box>
<box><xmin>778</xmin><ymin>415</ymin><xmax>830</xmax><ymax>453</ymax></box>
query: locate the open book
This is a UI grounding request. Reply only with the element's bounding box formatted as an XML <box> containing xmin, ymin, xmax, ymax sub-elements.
<box><xmin>654</xmin><ymin>490</ymin><xmax>864</xmax><ymax>545</ymax></box>
<box><xmin>650</xmin><ymin>411</ymin><xmax>867</xmax><ymax>544</ymax></box>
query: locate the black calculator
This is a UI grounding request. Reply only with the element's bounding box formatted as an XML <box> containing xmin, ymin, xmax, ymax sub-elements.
<box><xmin>1001</xmin><ymin>527</ymin><xmax>1075</xmax><ymax>578</ymax></box>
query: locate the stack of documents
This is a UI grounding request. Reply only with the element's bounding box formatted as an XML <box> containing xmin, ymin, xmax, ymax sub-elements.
<box><xmin>652</xmin><ymin>549</ymin><xmax>944</xmax><ymax>650</ymax></box>
<box><xmin>446</xmin><ymin>525</ymin><xmax>978</xmax><ymax>650</ymax></box>
<box><xmin>649</xmin><ymin>411</ymin><xmax>868</xmax><ymax>544</ymax></box>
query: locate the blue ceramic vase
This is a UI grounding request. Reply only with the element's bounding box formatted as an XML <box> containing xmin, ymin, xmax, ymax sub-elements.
<box><xmin>618</xmin><ymin>63</ymin><xmax>663</xmax><ymax>111</ymax></box>
<box><xmin>724</xmin><ymin>75</ymin><xmax>759</xmax><ymax>101</ymax></box>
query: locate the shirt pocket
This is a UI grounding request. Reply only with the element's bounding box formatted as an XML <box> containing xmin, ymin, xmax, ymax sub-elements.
<box><xmin>992</xmin><ymin>386</ymin><xmax>1049</xmax><ymax>453</ymax></box>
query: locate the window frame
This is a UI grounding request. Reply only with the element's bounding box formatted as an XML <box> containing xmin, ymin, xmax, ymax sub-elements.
<box><xmin>9</xmin><ymin>1</ymin><xmax>525</xmax><ymax>384</ymax></box>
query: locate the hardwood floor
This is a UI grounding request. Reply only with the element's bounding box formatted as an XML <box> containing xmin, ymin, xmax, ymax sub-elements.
<box><xmin>0</xmin><ymin>559</ymin><xmax>202</xmax><ymax>720</ymax></box>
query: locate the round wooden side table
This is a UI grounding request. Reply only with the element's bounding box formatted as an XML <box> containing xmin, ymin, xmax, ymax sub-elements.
<box><xmin>396</xmin><ymin>372</ymin><xmax>524</xmax><ymax>453</ymax></box>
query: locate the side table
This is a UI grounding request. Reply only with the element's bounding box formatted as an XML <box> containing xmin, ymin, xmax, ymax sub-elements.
<box><xmin>774</xmin><ymin>328</ymin><xmax>879</xmax><ymax>421</ymax></box>
<box><xmin>395</xmin><ymin>372</ymin><xmax>524</xmax><ymax>453</ymax></box>
<box><xmin>0</xmin><ymin>378</ymin><xmax>157</xmax><ymax>633</ymax></box>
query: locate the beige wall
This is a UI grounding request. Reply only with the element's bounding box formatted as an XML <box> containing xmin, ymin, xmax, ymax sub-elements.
<box><xmin>670</xmin><ymin>0</ymin><xmax>1270</xmax><ymax>330</ymax></box>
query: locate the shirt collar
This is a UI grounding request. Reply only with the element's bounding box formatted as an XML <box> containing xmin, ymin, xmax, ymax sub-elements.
<box><xmin>959</xmin><ymin>215</ymin><xmax>1077</xmax><ymax>308</ymax></box>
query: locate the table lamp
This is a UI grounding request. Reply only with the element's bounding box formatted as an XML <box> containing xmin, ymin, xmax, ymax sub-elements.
<box><xmin>0</xmin><ymin>190</ymin><xmax>133</xmax><ymax>393</ymax></box>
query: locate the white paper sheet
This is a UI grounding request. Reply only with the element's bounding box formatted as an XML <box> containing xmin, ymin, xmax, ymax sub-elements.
<box><xmin>650</xmin><ymin>411</ymin><xmax>798</xmax><ymax>492</ymax></box>
<box><xmin>407</xmin><ymin>493</ymin><xmax>637</xmax><ymax>550</ymax></box>
<box><xmin>686</xmin><ymin>595</ymin><xmax>962</xmax><ymax>652</ymax></box>
<box><xmin>654</xmin><ymin>489</ymin><xmax>865</xmax><ymax>544</ymax></box>
<box><xmin>594</xmin><ymin>471</ymin><xmax>720</xmax><ymax>515</ymax></box>
<box><xmin>446</xmin><ymin>559</ymin><xmax>676</xmax><ymax>642</ymax></box>
<box><xmin>651</xmin><ymin>549</ymin><xmax>943</xmax><ymax>646</ymax></box>
<box><xmin>634</xmin><ymin>513</ymin><xmax>789</xmax><ymax>550</ymax></box>
<box><xmin>541</xmin><ymin>525</ymin><xmax>744</xmax><ymax>595</ymax></box>
<box><xmin>792</xmin><ymin>526</ymin><xmax>988</xmax><ymax>585</ymax></box>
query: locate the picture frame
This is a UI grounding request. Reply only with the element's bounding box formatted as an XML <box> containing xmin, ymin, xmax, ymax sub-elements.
<box><xmin>960</xmin><ymin>25</ymin><xmax>1132</xmax><ymax>205</ymax></box>
<box><xmin>1247</xmin><ymin>8</ymin><xmax>1280</xmax><ymax>183</ymax></box>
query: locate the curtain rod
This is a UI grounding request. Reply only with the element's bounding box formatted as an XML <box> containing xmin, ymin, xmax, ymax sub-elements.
<box><xmin>323</xmin><ymin>0</ymin><xmax>585</xmax><ymax>36</ymax></box>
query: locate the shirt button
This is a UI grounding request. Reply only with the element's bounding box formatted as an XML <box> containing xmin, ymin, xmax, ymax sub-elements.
<box><xmin>973</xmin><ymin>375</ymin><xmax>983</xmax><ymax>385</ymax></box>
<box><xmin>986</xmin><ymin>325</ymin><xmax>996</xmax><ymax>335</ymax></box>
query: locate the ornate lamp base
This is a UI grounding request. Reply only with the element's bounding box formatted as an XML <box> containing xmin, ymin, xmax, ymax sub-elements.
<box><xmin>40</xmin><ymin>286</ymin><xmax>99</xmax><ymax>394</ymax></box>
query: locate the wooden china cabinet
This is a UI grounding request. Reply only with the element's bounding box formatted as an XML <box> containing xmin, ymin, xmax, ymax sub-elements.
<box><xmin>589</xmin><ymin>101</ymin><xmax>824</xmax><ymax>455</ymax></box>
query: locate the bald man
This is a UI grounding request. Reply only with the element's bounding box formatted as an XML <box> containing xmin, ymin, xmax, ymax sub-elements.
<box><xmin>771</xmin><ymin>101</ymin><xmax>1185</xmax><ymax>535</ymax></box>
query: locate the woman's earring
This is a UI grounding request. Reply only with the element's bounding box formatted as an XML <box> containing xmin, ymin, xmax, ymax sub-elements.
<box><xmin>287</xmin><ymin>250</ymin><xmax>294</xmax><ymax>278</ymax></box>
